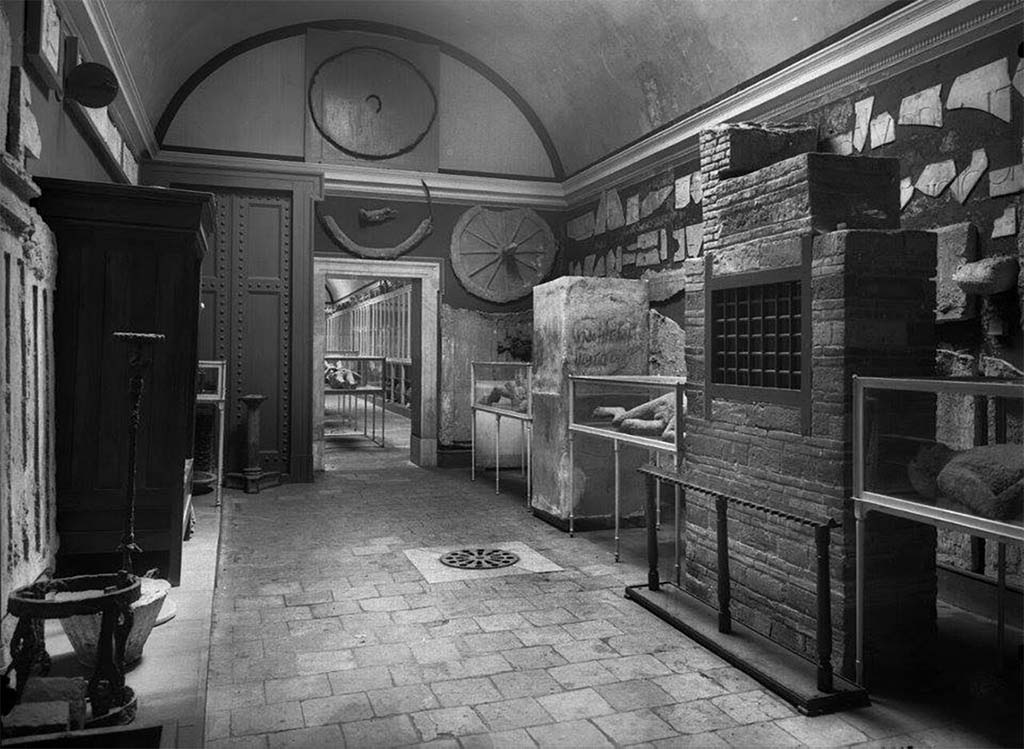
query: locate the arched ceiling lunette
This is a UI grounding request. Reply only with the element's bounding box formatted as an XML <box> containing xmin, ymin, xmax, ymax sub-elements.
<box><xmin>154</xmin><ymin>20</ymin><xmax>566</xmax><ymax>179</ymax></box>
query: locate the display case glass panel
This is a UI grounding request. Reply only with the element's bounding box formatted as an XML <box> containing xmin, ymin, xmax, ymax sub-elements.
<box><xmin>855</xmin><ymin>376</ymin><xmax>1023</xmax><ymax>534</ymax></box>
<box><xmin>569</xmin><ymin>375</ymin><xmax>685</xmax><ymax>452</ymax></box>
<box><xmin>324</xmin><ymin>354</ymin><xmax>385</xmax><ymax>391</ymax></box>
<box><xmin>197</xmin><ymin>360</ymin><xmax>226</xmax><ymax>401</ymax></box>
<box><xmin>472</xmin><ymin>361</ymin><xmax>532</xmax><ymax>418</ymax></box>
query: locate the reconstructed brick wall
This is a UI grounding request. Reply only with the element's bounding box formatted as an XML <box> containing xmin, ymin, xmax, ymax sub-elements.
<box><xmin>683</xmin><ymin>127</ymin><xmax>938</xmax><ymax>677</ymax></box>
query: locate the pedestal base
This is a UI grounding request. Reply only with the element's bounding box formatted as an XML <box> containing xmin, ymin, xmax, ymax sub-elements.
<box><xmin>225</xmin><ymin>469</ymin><xmax>280</xmax><ymax>494</ymax></box>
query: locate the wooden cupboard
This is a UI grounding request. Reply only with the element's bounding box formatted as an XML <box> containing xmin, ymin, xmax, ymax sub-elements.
<box><xmin>34</xmin><ymin>178</ymin><xmax>212</xmax><ymax>585</ymax></box>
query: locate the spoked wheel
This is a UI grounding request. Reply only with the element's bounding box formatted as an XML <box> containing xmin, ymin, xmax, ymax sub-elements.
<box><xmin>450</xmin><ymin>207</ymin><xmax>557</xmax><ymax>303</ymax></box>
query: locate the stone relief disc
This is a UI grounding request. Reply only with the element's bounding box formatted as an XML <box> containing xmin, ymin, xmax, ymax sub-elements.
<box><xmin>450</xmin><ymin>207</ymin><xmax>557</xmax><ymax>303</ymax></box>
<box><xmin>308</xmin><ymin>46</ymin><xmax>437</xmax><ymax>160</ymax></box>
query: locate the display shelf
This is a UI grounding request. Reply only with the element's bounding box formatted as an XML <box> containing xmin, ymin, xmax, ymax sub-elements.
<box><xmin>324</xmin><ymin>354</ymin><xmax>386</xmax><ymax>447</ymax></box>
<box><xmin>851</xmin><ymin>375</ymin><xmax>1024</xmax><ymax>685</ymax></box>
<box><xmin>568</xmin><ymin>375</ymin><xmax>685</xmax><ymax>559</ymax></box>
<box><xmin>471</xmin><ymin>361</ymin><xmax>533</xmax><ymax>501</ymax></box>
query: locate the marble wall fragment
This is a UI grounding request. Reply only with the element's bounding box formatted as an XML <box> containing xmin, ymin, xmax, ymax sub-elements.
<box><xmin>915</xmin><ymin>160</ymin><xmax>957</xmax><ymax>197</ymax></box>
<box><xmin>685</xmin><ymin>222</ymin><xmax>704</xmax><ymax>258</ymax></box>
<box><xmin>1014</xmin><ymin>59</ymin><xmax>1024</xmax><ymax>96</ymax></box>
<box><xmin>594</xmin><ymin>254</ymin><xmax>607</xmax><ymax>276</ymax></box>
<box><xmin>672</xmin><ymin>228</ymin><xmax>687</xmax><ymax>262</ymax></box>
<box><xmin>583</xmin><ymin>254</ymin><xmax>595</xmax><ymax>276</ymax></box>
<box><xmin>898</xmin><ymin>84</ymin><xmax>943</xmax><ymax>127</ymax></box>
<box><xmin>675</xmin><ymin>175</ymin><xmax>691</xmax><ymax>208</ymax></box>
<box><xmin>869</xmin><ymin>111</ymin><xmax>896</xmax><ymax>149</ymax></box>
<box><xmin>853</xmin><ymin>97</ymin><xmax>874</xmax><ymax>151</ymax></box>
<box><xmin>640</xmin><ymin>185</ymin><xmax>673</xmax><ymax>218</ymax></box>
<box><xmin>946</xmin><ymin>59</ymin><xmax>1012</xmax><ymax>123</ymax></box>
<box><xmin>626</xmin><ymin>194</ymin><xmax>639</xmax><ymax>225</ymax></box>
<box><xmin>989</xmin><ymin>164</ymin><xmax>1023</xmax><ymax>197</ymax></box>
<box><xmin>992</xmin><ymin>205</ymin><xmax>1017</xmax><ymax>238</ymax></box>
<box><xmin>567</xmin><ymin>212</ymin><xmax>595</xmax><ymax>241</ymax></box>
<box><xmin>949</xmin><ymin>148</ymin><xmax>988</xmax><ymax>204</ymax></box>
<box><xmin>900</xmin><ymin>177</ymin><xmax>914</xmax><ymax>209</ymax></box>
<box><xmin>605</xmin><ymin>189</ymin><xmax>625</xmax><ymax>231</ymax></box>
<box><xmin>691</xmin><ymin>172</ymin><xmax>703</xmax><ymax>203</ymax></box>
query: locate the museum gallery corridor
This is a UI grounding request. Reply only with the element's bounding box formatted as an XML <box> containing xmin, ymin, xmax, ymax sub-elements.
<box><xmin>202</xmin><ymin>443</ymin><xmax>1004</xmax><ymax>749</ymax></box>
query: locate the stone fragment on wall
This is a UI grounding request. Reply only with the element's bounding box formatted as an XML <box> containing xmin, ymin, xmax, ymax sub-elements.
<box><xmin>946</xmin><ymin>59</ymin><xmax>1012</xmax><ymax>123</ymax></box>
<box><xmin>583</xmin><ymin>254</ymin><xmax>595</xmax><ymax>276</ymax></box>
<box><xmin>658</xmin><ymin>229</ymin><xmax>668</xmax><ymax>261</ymax></box>
<box><xmin>594</xmin><ymin>189</ymin><xmax>624</xmax><ymax>235</ymax></box>
<box><xmin>675</xmin><ymin>175</ymin><xmax>691</xmax><ymax>208</ymax></box>
<box><xmin>691</xmin><ymin>172</ymin><xmax>703</xmax><ymax>203</ymax></box>
<box><xmin>869</xmin><ymin>111</ymin><xmax>896</xmax><ymax>149</ymax></box>
<box><xmin>685</xmin><ymin>222</ymin><xmax>704</xmax><ymax>258</ymax></box>
<box><xmin>566</xmin><ymin>211</ymin><xmax>595</xmax><ymax>241</ymax></box>
<box><xmin>8</xmin><ymin>68</ymin><xmax>42</xmax><ymax>162</ymax></box>
<box><xmin>640</xmin><ymin>185</ymin><xmax>672</xmax><ymax>218</ymax></box>
<box><xmin>1014</xmin><ymin>59</ymin><xmax>1024</xmax><ymax>96</ymax></box>
<box><xmin>594</xmin><ymin>254</ymin><xmax>606</xmax><ymax>277</ymax></box>
<box><xmin>934</xmin><ymin>222</ymin><xmax>977</xmax><ymax>322</ymax></box>
<box><xmin>992</xmin><ymin>205</ymin><xmax>1017</xmax><ymax>238</ymax></box>
<box><xmin>900</xmin><ymin>177</ymin><xmax>914</xmax><ymax>209</ymax></box>
<box><xmin>950</xmin><ymin>148</ymin><xmax>988</xmax><ymax>204</ymax></box>
<box><xmin>953</xmin><ymin>255</ymin><xmax>1019</xmax><ymax>296</ymax></box>
<box><xmin>672</xmin><ymin>228</ymin><xmax>687</xmax><ymax>262</ymax></box>
<box><xmin>898</xmin><ymin>84</ymin><xmax>943</xmax><ymax>127</ymax></box>
<box><xmin>853</xmin><ymin>97</ymin><xmax>874</xmax><ymax>151</ymax></box>
<box><xmin>626</xmin><ymin>194</ymin><xmax>639</xmax><ymax>225</ymax></box>
<box><xmin>915</xmin><ymin>160</ymin><xmax>956</xmax><ymax>197</ymax></box>
<box><xmin>648</xmin><ymin>309</ymin><xmax>686</xmax><ymax>378</ymax></box>
<box><xmin>989</xmin><ymin>164</ymin><xmax>1023</xmax><ymax>197</ymax></box>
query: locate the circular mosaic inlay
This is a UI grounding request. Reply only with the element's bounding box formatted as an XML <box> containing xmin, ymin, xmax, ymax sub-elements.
<box><xmin>438</xmin><ymin>548</ymin><xmax>520</xmax><ymax>570</ymax></box>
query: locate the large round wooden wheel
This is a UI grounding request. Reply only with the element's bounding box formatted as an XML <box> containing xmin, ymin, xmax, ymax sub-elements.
<box><xmin>450</xmin><ymin>207</ymin><xmax>557</xmax><ymax>303</ymax></box>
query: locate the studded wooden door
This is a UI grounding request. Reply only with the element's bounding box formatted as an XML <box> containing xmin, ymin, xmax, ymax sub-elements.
<box><xmin>196</xmin><ymin>188</ymin><xmax>292</xmax><ymax>477</ymax></box>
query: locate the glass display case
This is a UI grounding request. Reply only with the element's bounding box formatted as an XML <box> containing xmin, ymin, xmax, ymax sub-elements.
<box><xmin>471</xmin><ymin>361</ymin><xmax>533</xmax><ymax>500</ymax></box>
<box><xmin>472</xmin><ymin>361</ymin><xmax>532</xmax><ymax>417</ymax></box>
<box><xmin>852</xmin><ymin>375</ymin><xmax>1023</xmax><ymax>683</ymax></box>
<box><xmin>569</xmin><ymin>375</ymin><xmax>686</xmax><ymax>559</ymax></box>
<box><xmin>324</xmin><ymin>354</ymin><xmax>386</xmax><ymax>447</ymax></box>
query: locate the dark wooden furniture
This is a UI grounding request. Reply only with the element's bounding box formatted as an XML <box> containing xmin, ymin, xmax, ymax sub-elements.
<box><xmin>34</xmin><ymin>178</ymin><xmax>212</xmax><ymax>585</ymax></box>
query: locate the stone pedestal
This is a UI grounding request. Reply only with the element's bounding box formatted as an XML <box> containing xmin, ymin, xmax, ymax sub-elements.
<box><xmin>531</xmin><ymin>276</ymin><xmax>649</xmax><ymax>526</ymax></box>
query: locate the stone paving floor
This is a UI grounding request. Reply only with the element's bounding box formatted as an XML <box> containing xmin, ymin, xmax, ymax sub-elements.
<box><xmin>203</xmin><ymin>415</ymin><xmax>1013</xmax><ymax>749</ymax></box>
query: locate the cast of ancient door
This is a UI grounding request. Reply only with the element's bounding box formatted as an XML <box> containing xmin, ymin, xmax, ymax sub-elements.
<box><xmin>194</xmin><ymin>188</ymin><xmax>292</xmax><ymax>477</ymax></box>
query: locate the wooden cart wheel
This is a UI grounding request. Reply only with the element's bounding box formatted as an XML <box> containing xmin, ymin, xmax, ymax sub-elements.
<box><xmin>450</xmin><ymin>207</ymin><xmax>557</xmax><ymax>303</ymax></box>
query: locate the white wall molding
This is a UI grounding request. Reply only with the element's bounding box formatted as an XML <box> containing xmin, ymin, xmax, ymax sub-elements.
<box><xmin>148</xmin><ymin>150</ymin><xmax>567</xmax><ymax>209</ymax></box>
<box><xmin>563</xmin><ymin>0</ymin><xmax>1021</xmax><ymax>208</ymax></box>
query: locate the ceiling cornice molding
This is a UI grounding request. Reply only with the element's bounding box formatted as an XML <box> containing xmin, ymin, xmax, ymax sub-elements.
<box><xmin>56</xmin><ymin>0</ymin><xmax>158</xmax><ymax>158</ymax></box>
<box><xmin>146</xmin><ymin>151</ymin><xmax>567</xmax><ymax>210</ymax></box>
<box><xmin>562</xmin><ymin>0</ymin><xmax>1019</xmax><ymax>208</ymax></box>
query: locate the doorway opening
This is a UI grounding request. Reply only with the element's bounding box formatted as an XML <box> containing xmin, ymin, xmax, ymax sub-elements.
<box><xmin>313</xmin><ymin>255</ymin><xmax>441</xmax><ymax>469</ymax></box>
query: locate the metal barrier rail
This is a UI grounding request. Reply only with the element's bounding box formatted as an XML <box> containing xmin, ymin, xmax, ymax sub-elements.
<box><xmin>638</xmin><ymin>465</ymin><xmax>840</xmax><ymax>693</ymax></box>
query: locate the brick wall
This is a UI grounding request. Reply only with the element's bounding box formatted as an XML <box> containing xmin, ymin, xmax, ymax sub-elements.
<box><xmin>683</xmin><ymin>124</ymin><xmax>938</xmax><ymax>678</ymax></box>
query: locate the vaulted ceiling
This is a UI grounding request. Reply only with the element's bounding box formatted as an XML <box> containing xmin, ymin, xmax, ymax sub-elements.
<box><xmin>105</xmin><ymin>0</ymin><xmax>898</xmax><ymax>176</ymax></box>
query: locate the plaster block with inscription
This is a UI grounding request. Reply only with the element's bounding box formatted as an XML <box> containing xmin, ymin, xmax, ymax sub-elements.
<box><xmin>934</xmin><ymin>222</ymin><xmax>977</xmax><ymax>322</ymax></box>
<box><xmin>915</xmin><ymin>160</ymin><xmax>957</xmax><ymax>197</ymax></box>
<box><xmin>531</xmin><ymin>277</ymin><xmax>649</xmax><ymax>522</ymax></box>
<box><xmin>992</xmin><ymin>205</ymin><xmax>1017</xmax><ymax>239</ymax></box>
<box><xmin>990</xmin><ymin>164</ymin><xmax>1023</xmax><ymax>197</ymax></box>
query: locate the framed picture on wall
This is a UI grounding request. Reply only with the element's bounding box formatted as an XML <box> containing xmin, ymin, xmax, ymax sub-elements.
<box><xmin>24</xmin><ymin>0</ymin><xmax>63</xmax><ymax>95</ymax></box>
